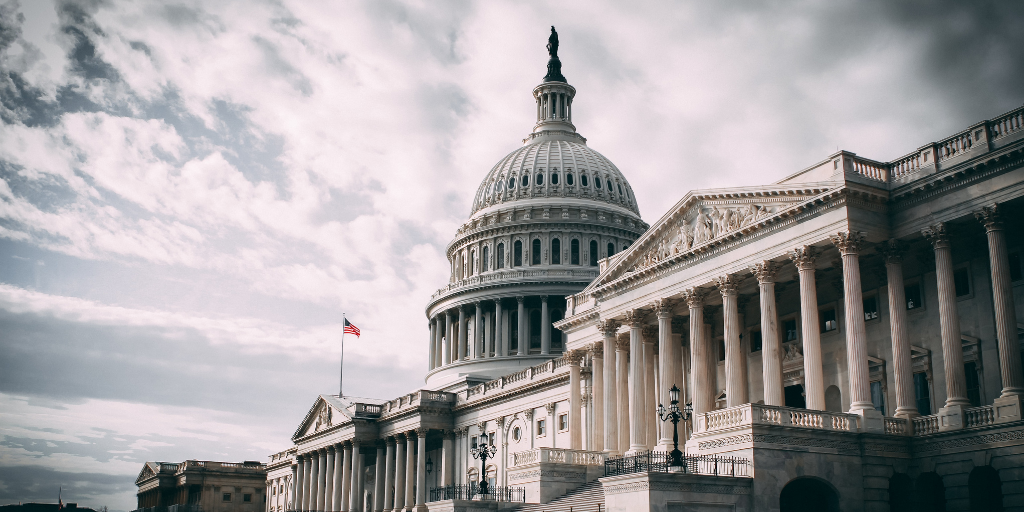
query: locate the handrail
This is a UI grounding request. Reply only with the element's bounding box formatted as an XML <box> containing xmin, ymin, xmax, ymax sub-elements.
<box><xmin>604</xmin><ymin>451</ymin><xmax>750</xmax><ymax>478</ymax></box>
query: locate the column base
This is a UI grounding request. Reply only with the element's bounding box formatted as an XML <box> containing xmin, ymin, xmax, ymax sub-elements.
<box><xmin>938</xmin><ymin>404</ymin><xmax>966</xmax><ymax>431</ymax></box>
<box><xmin>853</xmin><ymin>408</ymin><xmax>884</xmax><ymax>433</ymax></box>
<box><xmin>993</xmin><ymin>395</ymin><xmax>1024</xmax><ymax>424</ymax></box>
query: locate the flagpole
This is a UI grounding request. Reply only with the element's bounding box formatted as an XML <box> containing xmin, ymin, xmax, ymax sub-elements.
<box><xmin>340</xmin><ymin>313</ymin><xmax>346</xmax><ymax>397</ymax></box>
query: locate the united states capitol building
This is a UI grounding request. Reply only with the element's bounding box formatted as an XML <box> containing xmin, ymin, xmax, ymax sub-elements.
<box><xmin>263</xmin><ymin>31</ymin><xmax>1024</xmax><ymax>512</ymax></box>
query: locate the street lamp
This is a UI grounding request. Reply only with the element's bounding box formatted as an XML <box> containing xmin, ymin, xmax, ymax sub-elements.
<box><xmin>426</xmin><ymin>456</ymin><xmax>433</xmax><ymax>474</ymax></box>
<box><xmin>657</xmin><ymin>384</ymin><xmax>692</xmax><ymax>470</ymax></box>
<box><xmin>469</xmin><ymin>437</ymin><xmax>497</xmax><ymax>496</ymax></box>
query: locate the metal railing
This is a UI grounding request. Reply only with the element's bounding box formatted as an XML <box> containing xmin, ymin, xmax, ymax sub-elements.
<box><xmin>603</xmin><ymin>451</ymin><xmax>750</xmax><ymax>478</ymax></box>
<box><xmin>428</xmin><ymin>484</ymin><xmax>526</xmax><ymax>502</ymax></box>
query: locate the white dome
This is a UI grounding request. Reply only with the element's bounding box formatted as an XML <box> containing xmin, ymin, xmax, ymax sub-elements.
<box><xmin>470</xmin><ymin>138</ymin><xmax>641</xmax><ymax>217</ymax></box>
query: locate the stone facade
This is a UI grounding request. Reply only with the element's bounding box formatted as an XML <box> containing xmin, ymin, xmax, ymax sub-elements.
<box><xmin>134</xmin><ymin>460</ymin><xmax>266</xmax><ymax>512</ymax></box>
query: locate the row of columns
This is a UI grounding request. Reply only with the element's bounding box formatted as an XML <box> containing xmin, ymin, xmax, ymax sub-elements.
<box><xmin>591</xmin><ymin>216</ymin><xmax>1022</xmax><ymax>447</ymax></box>
<box><xmin>428</xmin><ymin>296</ymin><xmax>561</xmax><ymax>371</ymax></box>
<box><xmin>379</xmin><ymin>430</ymin><xmax>426</xmax><ymax>512</ymax></box>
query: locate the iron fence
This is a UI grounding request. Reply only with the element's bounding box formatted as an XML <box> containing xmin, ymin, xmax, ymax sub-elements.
<box><xmin>428</xmin><ymin>484</ymin><xmax>526</xmax><ymax>502</ymax></box>
<box><xmin>603</xmin><ymin>451</ymin><xmax>750</xmax><ymax>477</ymax></box>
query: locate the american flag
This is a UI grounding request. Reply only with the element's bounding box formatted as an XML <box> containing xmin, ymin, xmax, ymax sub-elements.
<box><xmin>344</xmin><ymin>318</ymin><xmax>360</xmax><ymax>337</ymax></box>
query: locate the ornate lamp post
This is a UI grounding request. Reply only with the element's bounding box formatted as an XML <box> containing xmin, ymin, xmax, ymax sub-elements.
<box><xmin>657</xmin><ymin>384</ymin><xmax>692</xmax><ymax>470</ymax></box>
<box><xmin>469</xmin><ymin>438</ymin><xmax>497</xmax><ymax>496</ymax></box>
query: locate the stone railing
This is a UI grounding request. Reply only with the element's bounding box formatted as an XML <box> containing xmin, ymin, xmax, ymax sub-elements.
<box><xmin>430</xmin><ymin>269</ymin><xmax>599</xmax><ymax>302</ymax></box>
<box><xmin>381</xmin><ymin>390</ymin><xmax>456</xmax><ymax>416</ymax></box>
<box><xmin>696</xmin><ymin>404</ymin><xmax>860</xmax><ymax>434</ymax></box>
<box><xmin>965</xmin><ymin>405</ymin><xmax>996</xmax><ymax>428</ymax></box>
<box><xmin>353</xmin><ymin>403</ymin><xmax>382</xmax><ymax>418</ymax></box>
<box><xmin>884</xmin><ymin>417</ymin><xmax>909</xmax><ymax>435</ymax></box>
<box><xmin>989</xmin><ymin>106</ymin><xmax>1024</xmax><ymax>141</ymax></box>
<box><xmin>847</xmin><ymin>156</ymin><xmax>889</xmax><ymax>182</ymax></box>
<box><xmin>912</xmin><ymin>414</ymin><xmax>939</xmax><ymax>435</ymax></box>
<box><xmin>454</xmin><ymin>355</ymin><xmax>570</xmax><ymax>406</ymax></box>
<box><xmin>509</xmin><ymin>448</ymin><xmax>605</xmax><ymax>468</ymax></box>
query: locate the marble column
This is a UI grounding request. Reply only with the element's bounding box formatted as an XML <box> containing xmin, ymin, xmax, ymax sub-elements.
<box><xmin>685</xmin><ymin>289</ymin><xmax>713</xmax><ymax>416</ymax></box>
<box><xmin>792</xmin><ymin>246</ymin><xmax>826</xmax><ymax>410</ymax></box>
<box><xmin>442</xmin><ymin>431</ymin><xmax>454</xmax><ymax>486</ymax></box>
<box><xmin>404</xmin><ymin>434</ymin><xmax>415</xmax><ymax>510</ymax></box>
<box><xmin>831</xmin><ymin>232</ymin><xmax>880</xmax><ymax>428</ymax></box>
<box><xmin>642</xmin><ymin>327</ymin><xmax>657</xmax><ymax>449</ymax></box>
<box><xmin>458</xmin><ymin>306</ymin><xmax>468</xmax><ymax>361</ymax></box>
<box><xmin>716</xmin><ymin>275</ymin><xmax>746</xmax><ymax>407</ymax></box>
<box><xmin>309</xmin><ymin>452</ymin><xmax>320</xmax><ymax>512</ymax></box>
<box><xmin>383</xmin><ymin>439</ymin><xmax>395</xmax><ymax>512</ymax></box>
<box><xmin>374</xmin><ymin>442</ymin><xmax>385</xmax><ymax>512</ymax></box>
<box><xmin>340</xmin><ymin>444</ymin><xmax>351</xmax><ymax>512</ymax></box>
<box><xmin>484</xmin><ymin>309</ymin><xmax>493</xmax><ymax>358</ymax></box>
<box><xmin>392</xmin><ymin>436</ymin><xmax>405</xmax><ymax>512</ymax></box>
<box><xmin>415</xmin><ymin>429</ymin><xmax>427</xmax><ymax>509</ymax></box>
<box><xmin>291</xmin><ymin>463</ymin><xmax>299</xmax><ymax>512</ymax></box>
<box><xmin>442</xmin><ymin>312</ymin><xmax>452</xmax><ymax>366</ymax></box>
<box><xmin>318</xmin><ymin>449</ymin><xmax>328</xmax><ymax>511</ymax></box>
<box><xmin>437</xmin><ymin>316</ymin><xmax>445</xmax><ymax>369</ymax></box>
<box><xmin>568</xmin><ymin>350</ymin><xmax>583</xmax><ymax>449</ymax></box>
<box><xmin>517</xmin><ymin>297</ymin><xmax>527</xmax><ymax>355</ymax></box>
<box><xmin>923</xmin><ymin>223</ymin><xmax>971</xmax><ymax>408</ymax></box>
<box><xmin>600</xmin><ymin>320</ymin><xmax>620</xmax><ymax>454</ymax></box>
<box><xmin>325</xmin><ymin>447</ymin><xmax>336</xmax><ymax>512</ymax></box>
<box><xmin>883</xmin><ymin>240</ymin><xmax>918</xmax><ymax>418</ymax></box>
<box><xmin>494</xmin><ymin>300</ymin><xmax>505</xmax><ymax>357</ymax></box>
<box><xmin>349</xmin><ymin>441</ymin><xmax>361</xmax><ymax>512</ymax></box>
<box><xmin>616</xmin><ymin>333</ymin><xmax>630</xmax><ymax>452</ymax></box>
<box><xmin>590</xmin><ymin>341</ymin><xmax>605</xmax><ymax>452</ymax></box>
<box><xmin>474</xmin><ymin>302</ymin><xmax>484</xmax><ymax>359</ymax></box>
<box><xmin>976</xmin><ymin>205</ymin><xmax>1024</xmax><ymax>398</ymax></box>
<box><xmin>297</xmin><ymin>455</ymin><xmax>308</xmax><ymax>512</ymax></box>
<box><xmin>541</xmin><ymin>296</ymin><xmax>551</xmax><ymax>355</ymax></box>
<box><xmin>655</xmin><ymin>300</ymin><xmax>676</xmax><ymax>450</ymax></box>
<box><xmin>428</xmin><ymin>320</ymin><xmax>436</xmax><ymax>371</ymax></box>
<box><xmin>626</xmin><ymin>309</ymin><xmax>646</xmax><ymax>454</ymax></box>
<box><xmin>752</xmin><ymin>261</ymin><xmax>783</xmax><ymax>406</ymax></box>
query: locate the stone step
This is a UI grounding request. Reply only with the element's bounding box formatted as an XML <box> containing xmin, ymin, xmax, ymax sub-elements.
<box><xmin>511</xmin><ymin>481</ymin><xmax>606</xmax><ymax>512</ymax></box>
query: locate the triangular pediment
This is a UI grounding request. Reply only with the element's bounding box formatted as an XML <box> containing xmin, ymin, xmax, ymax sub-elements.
<box><xmin>136</xmin><ymin>462</ymin><xmax>158</xmax><ymax>484</ymax></box>
<box><xmin>293</xmin><ymin>395</ymin><xmax>347</xmax><ymax>440</ymax></box>
<box><xmin>587</xmin><ymin>183</ymin><xmax>836</xmax><ymax>289</ymax></box>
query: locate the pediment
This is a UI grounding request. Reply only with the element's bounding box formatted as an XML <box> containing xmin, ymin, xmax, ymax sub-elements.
<box><xmin>136</xmin><ymin>462</ymin><xmax>158</xmax><ymax>484</ymax></box>
<box><xmin>293</xmin><ymin>395</ymin><xmax>347</xmax><ymax>440</ymax></box>
<box><xmin>589</xmin><ymin>184</ymin><xmax>836</xmax><ymax>288</ymax></box>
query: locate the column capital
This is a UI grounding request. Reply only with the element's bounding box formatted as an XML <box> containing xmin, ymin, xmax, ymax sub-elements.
<box><xmin>516</xmin><ymin>296</ymin><xmax>525</xmax><ymax>304</ymax></box>
<box><xmin>624</xmin><ymin>309</ymin><xmax>646</xmax><ymax>327</ymax></box>
<box><xmin>544</xmin><ymin>402</ymin><xmax>556</xmax><ymax>415</ymax></box>
<box><xmin>922</xmin><ymin>222</ymin><xmax>951</xmax><ymax>249</ymax></box>
<box><xmin>751</xmin><ymin>260</ymin><xmax>780</xmax><ymax>283</ymax></box>
<box><xmin>459</xmin><ymin>304</ymin><xmax>469</xmax><ymax>312</ymax></box>
<box><xmin>597</xmin><ymin>318</ymin><xmax>621</xmax><ymax>335</ymax></box>
<box><xmin>881</xmin><ymin>238</ymin><xmax>906</xmax><ymax>264</ymax></box>
<box><xmin>386</xmin><ymin>437</ymin><xmax>397</xmax><ymax>446</ymax></box>
<box><xmin>524</xmin><ymin>408</ymin><xmax>535</xmax><ymax>420</ymax></box>
<box><xmin>974</xmin><ymin>203</ymin><xmax>1003</xmax><ymax>231</ymax></box>
<box><xmin>791</xmin><ymin>245</ymin><xmax>818</xmax><ymax>269</ymax></box>
<box><xmin>589</xmin><ymin>341</ymin><xmax>604</xmax><ymax>357</ymax></box>
<box><xmin>653</xmin><ymin>298</ymin><xmax>675</xmax><ymax>317</ymax></box>
<box><xmin>830</xmin><ymin>231</ymin><xmax>866</xmax><ymax>255</ymax></box>
<box><xmin>477</xmin><ymin>421</ymin><xmax>487</xmax><ymax>432</ymax></box>
<box><xmin>495</xmin><ymin>415</ymin><xmax>506</xmax><ymax>427</ymax></box>
<box><xmin>615</xmin><ymin>333</ymin><xmax>630</xmax><ymax>351</ymax></box>
<box><xmin>683</xmin><ymin>287</ymin><xmax>706</xmax><ymax>308</ymax></box>
<box><xmin>326</xmin><ymin>445</ymin><xmax>336</xmax><ymax>454</ymax></box>
<box><xmin>415</xmin><ymin>428</ymin><xmax>429</xmax><ymax>438</ymax></box>
<box><xmin>540</xmin><ymin>295</ymin><xmax>549</xmax><ymax>303</ymax></box>
<box><xmin>715</xmin><ymin>274</ymin><xmax>739</xmax><ymax>296</ymax></box>
<box><xmin>565</xmin><ymin>348</ymin><xmax>585</xmax><ymax>366</ymax></box>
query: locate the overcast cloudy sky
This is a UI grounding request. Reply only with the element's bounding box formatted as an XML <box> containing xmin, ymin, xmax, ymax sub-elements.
<box><xmin>1</xmin><ymin>0</ymin><xmax>1022</xmax><ymax>509</ymax></box>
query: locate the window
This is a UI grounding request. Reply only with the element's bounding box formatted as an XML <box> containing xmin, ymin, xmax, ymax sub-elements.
<box><xmin>536</xmin><ymin>173</ymin><xmax>544</xmax><ymax>186</ymax></box>
<box><xmin>914</xmin><ymin>372</ymin><xmax>931</xmax><ymax>415</ymax></box>
<box><xmin>510</xmin><ymin>311</ymin><xmax>519</xmax><ymax>351</ymax></box>
<box><xmin>750</xmin><ymin>329</ymin><xmax>762</xmax><ymax>353</ymax></box>
<box><xmin>718</xmin><ymin>339</ymin><xmax>726</xmax><ymax>361</ymax></box>
<box><xmin>482</xmin><ymin>246</ymin><xmax>489</xmax><ymax>271</ymax></box>
<box><xmin>581</xmin><ymin>174</ymin><xmax>589</xmax><ymax>187</ymax></box>
<box><xmin>566</xmin><ymin>173</ymin><xmax>574</xmax><ymax>186</ymax></box>
<box><xmin>551</xmin><ymin>238</ymin><xmax>561</xmax><ymax>264</ymax></box>
<box><xmin>863</xmin><ymin>295</ymin><xmax>879</xmax><ymax>321</ymax></box>
<box><xmin>558</xmin><ymin>413</ymin><xmax>568</xmax><ymax>431</ymax></box>
<box><xmin>497</xmin><ymin>243</ymin><xmax>505</xmax><ymax>269</ymax></box>
<box><xmin>589</xmin><ymin>240</ymin><xmax>598</xmax><ymax>266</ymax></box>
<box><xmin>532</xmin><ymin>239</ymin><xmax>541</xmax><ymax>265</ymax></box>
<box><xmin>551</xmin><ymin>173</ymin><xmax>559</xmax><ymax>185</ymax></box>
<box><xmin>784</xmin><ymin>318</ymin><xmax>798</xmax><ymax>341</ymax></box>
<box><xmin>489</xmin><ymin>432</ymin><xmax>495</xmax><ymax>446</ymax></box>
<box><xmin>905</xmin><ymin>283</ymin><xmax>922</xmax><ymax>310</ymax></box>
<box><xmin>1010</xmin><ymin>252</ymin><xmax>1022</xmax><ymax>281</ymax></box>
<box><xmin>617</xmin><ymin>183</ymin><xmax>623</xmax><ymax>195</ymax></box>
<box><xmin>508</xmin><ymin>177</ymin><xmax>515</xmax><ymax>189</ymax></box>
<box><xmin>965</xmin><ymin>361</ymin><xmax>981</xmax><ymax>406</ymax></box>
<box><xmin>596</xmin><ymin>177</ymin><xmax>603</xmax><ymax>189</ymax></box>
<box><xmin>223</xmin><ymin>494</ymin><xmax>232</xmax><ymax>502</ymax></box>
<box><xmin>954</xmin><ymin>267</ymin><xmax>971</xmax><ymax>297</ymax></box>
<box><xmin>570</xmin><ymin>239</ymin><xmax>579</xmax><ymax>265</ymax></box>
<box><xmin>471</xmin><ymin>436</ymin><xmax>478</xmax><ymax>449</ymax></box>
<box><xmin>470</xmin><ymin>249</ymin><xmax>476</xmax><ymax>275</ymax></box>
<box><xmin>870</xmin><ymin>381</ymin><xmax>885</xmax><ymax>415</ymax></box>
<box><xmin>607</xmin><ymin>243</ymin><xmax>615</xmax><ymax>257</ymax></box>
<box><xmin>536</xmin><ymin>419</ymin><xmax>545</xmax><ymax>436</ymax></box>
<box><xmin>512</xmin><ymin>426</ymin><xmax>522</xmax><ymax>441</ymax></box>
<box><xmin>513</xmin><ymin>240</ymin><xmax>523</xmax><ymax>267</ymax></box>
<box><xmin>521</xmin><ymin>174</ymin><xmax>529</xmax><ymax>187</ymax></box>
<box><xmin>821</xmin><ymin>309</ymin><xmax>837</xmax><ymax>332</ymax></box>
<box><xmin>243</xmin><ymin>494</ymin><xmax>252</xmax><ymax>503</ymax></box>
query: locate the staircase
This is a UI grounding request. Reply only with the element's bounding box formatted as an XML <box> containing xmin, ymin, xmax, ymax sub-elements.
<box><xmin>511</xmin><ymin>481</ymin><xmax>605</xmax><ymax>512</ymax></box>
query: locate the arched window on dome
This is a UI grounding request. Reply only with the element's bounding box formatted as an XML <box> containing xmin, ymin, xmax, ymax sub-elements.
<box><xmin>497</xmin><ymin>243</ymin><xmax>505</xmax><ymax>269</ymax></box>
<box><xmin>536</xmin><ymin>173</ymin><xmax>543</xmax><ymax>186</ymax></box>
<box><xmin>551</xmin><ymin>173</ymin><xmax>559</xmax><ymax>185</ymax></box>
<box><xmin>589</xmin><ymin>240</ymin><xmax>598</xmax><ymax>266</ymax></box>
<box><xmin>513</xmin><ymin>241</ymin><xmax>522</xmax><ymax>267</ymax></box>
<box><xmin>532</xmin><ymin>239</ymin><xmax>541</xmax><ymax>265</ymax></box>
<box><xmin>570</xmin><ymin>239</ymin><xmax>579</xmax><ymax>265</ymax></box>
<box><xmin>618</xmin><ymin>183</ymin><xmax>624</xmax><ymax>195</ymax></box>
<box><xmin>596</xmin><ymin>177</ymin><xmax>603</xmax><ymax>190</ymax></box>
<box><xmin>507</xmin><ymin>177</ymin><xmax>515</xmax><ymax>189</ymax></box>
<box><xmin>482</xmin><ymin>246</ymin><xmax>489</xmax><ymax>272</ymax></box>
<box><xmin>566</xmin><ymin>173</ymin><xmax>574</xmax><ymax>186</ymax></box>
<box><xmin>581</xmin><ymin>174</ymin><xmax>588</xmax><ymax>187</ymax></box>
<box><xmin>608</xmin><ymin>242</ymin><xmax>615</xmax><ymax>258</ymax></box>
<box><xmin>551</xmin><ymin>238</ymin><xmax>561</xmax><ymax>265</ymax></box>
<box><xmin>521</xmin><ymin>175</ymin><xmax>529</xmax><ymax>187</ymax></box>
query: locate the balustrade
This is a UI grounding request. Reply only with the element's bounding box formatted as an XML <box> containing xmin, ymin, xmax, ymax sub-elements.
<box><xmin>508</xmin><ymin>448</ymin><xmax>606</xmax><ymax>468</ymax></box>
<box><xmin>989</xmin><ymin>106</ymin><xmax>1024</xmax><ymax>140</ymax></box>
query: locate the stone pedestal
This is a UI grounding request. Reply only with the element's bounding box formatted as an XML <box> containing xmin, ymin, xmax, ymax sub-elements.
<box><xmin>505</xmin><ymin>461</ymin><xmax>603</xmax><ymax>504</ymax></box>
<box><xmin>994</xmin><ymin>395</ymin><xmax>1024</xmax><ymax>424</ymax></box>
<box><xmin>600</xmin><ymin>472</ymin><xmax>753</xmax><ymax>512</ymax></box>
<box><xmin>855</xmin><ymin>408</ymin><xmax>884</xmax><ymax>433</ymax></box>
<box><xmin>938</xmin><ymin>404</ymin><xmax>966</xmax><ymax>431</ymax></box>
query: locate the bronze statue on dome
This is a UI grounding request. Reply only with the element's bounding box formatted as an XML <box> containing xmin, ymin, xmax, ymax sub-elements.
<box><xmin>544</xmin><ymin>26</ymin><xmax>566</xmax><ymax>83</ymax></box>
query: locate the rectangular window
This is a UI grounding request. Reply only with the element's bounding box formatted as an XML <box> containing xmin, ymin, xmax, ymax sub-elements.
<box><xmin>497</xmin><ymin>244</ymin><xmax>505</xmax><ymax>269</ymax></box>
<box><xmin>223</xmin><ymin>494</ymin><xmax>232</xmax><ymax>502</ymax></box>
<box><xmin>536</xmin><ymin>419</ymin><xmax>546</xmax><ymax>436</ymax></box>
<box><xmin>914</xmin><ymin>372</ymin><xmax>931</xmax><ymax>415</ymax></box>
<box><xmin>784</xmin><ymin>319</ymin><xmax>798</xmax><ymax>341</ymax></box>
<box><xmin>820</xmin><ymin>309</ymin><xmax>837</xmax><ymax>333</ymax></box>
<box><xmin>905</xmin><ymin>283</ymin><xmax>923</xmax><ymax>310</ymax></box>
<box><xmin>954</xmin><ymin>267</ymin><xmax>971</xmax><ymax>297</ymax></box>
<box><xmin>863</xmin><ymin>296</ymin><xmax>879</xmax><ymax>321</ymax></box>
<box><xmin>482</xmin><ymin>246</ymin><xmax>489</xmax><ymax>272</ymax></box>
<box><xmin>1010</xmin><ymin>252</ymin><xmax>1022</xmax><ymax>281</ymax></box>
<box><xmin>559</xmin><ymin>413</ymin><xmax>568</xmax><ymax>431</ymax></box>
<box><xmin>870</xmin><ymin>381</ymin><xmax>885</xmax><ymax>415</ymax></box>
<box><xmin>489</xmin><ymin>432</ymin><xmax>495</xmax><ymax>446</ymax></box>
<box><xmin>243</xmin><ymin>494</ymin><xmax>252</xmax><ymax>503</ymax></box>
<box><xmin>471</xmin><ymin>436</ymin><xmax>478</xmax><ymax>449</ymax></box>
<box><xmin>965</xmin><ymin>361</ymin><xmax>981</xmax><ymax>406</ymax></box>
<box><xmin>718</xmin><ymin>339</ymin><xmax>726</xmax><ymax>361</ymax></box>
<box><xmin>749</xmin><ymin>330</ymin><xmax>762</xmax><ymax>353</ymax></box>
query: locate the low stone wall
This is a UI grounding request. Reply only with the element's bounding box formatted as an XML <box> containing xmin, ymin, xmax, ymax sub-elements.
<box><xmin>600</xmin><ymin>472</ymin><xmax>753</xmax><ymax>512</ymax></box>
<box><xmin>423</xmin><ymin>500</ymin><xmax>522</xmax><ymax>512</ymax></box>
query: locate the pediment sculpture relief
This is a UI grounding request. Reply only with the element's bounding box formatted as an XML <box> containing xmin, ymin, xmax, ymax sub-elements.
<box><xmin>314</xmin><ymin>404</ymin><xmax>332</xmax><ymax>431</ymax></box>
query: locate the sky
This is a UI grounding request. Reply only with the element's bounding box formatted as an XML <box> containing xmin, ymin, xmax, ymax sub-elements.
<box><xmin>0</xmin><ymin>0</ymin><xmax>1022</xmax><ymax>509</ymax></box>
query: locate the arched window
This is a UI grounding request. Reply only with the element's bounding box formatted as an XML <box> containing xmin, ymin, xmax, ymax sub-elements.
<box><xmin>532</xmin><ymin>239</ymin><xmax>541</xmax><ymax>265</ymax></box>
<box><xmin>551</xmin><ymin>309</ymin><xmax>564</xmax><ymax>351</ymax></box>
<box><xmin>530</xmin><ymin>309</ymin><xmax>542</xmax><ymax>351</ymax></box>
<box><xmin>551</xmin><ymin>238</ymin><xmax>561</xmax><ymax>264</ymax></box>
<box><xmin>969</xmin><ymin>466</ymin><xmax>1003</xmax><ymax>511</ymax></box>
<box><xmin>589</xmin><ymin>240</ymin><xmax>598</xmax><ymax>266</ymax></box>
<box><xmin>513</xmin><ymin>241</ymin><xmax>522</xmax><ymax>267</ymax></box>
<box><xmin>617</xmin><ymin>183</ymin><xmax>623</xmax><ymax>195</ymax></box>
<box><xmin>497</xmin><ymin>243</ymin><xmax>505</xmax><ymax>269</ymax></box>
<box><xmin>536</xmin><ymin>173</ymin><xmax>544</xmax><ymax>186</ymax></box>
<box><xmin>551</xmin><ymin>173</ymin><xmax>559</xmax><ymax>185</ymax></box>
<box><xmin>608</xmin><ymin>243</ymin><xmax>615</xmax><ymax>257</ymax></box>
<box><xmin>507</xmin><ymin>177</ymin><xmax>515</xmax><ymax>189</ymax></box>
<box><xmin>521</xmin><ymin>174</ymin><xmax>529</xmax><ymax>187</ymax></box>
<box><xmin>566</xmin><ymin>173</ymin><xmax>574</xmax><ymax>186</ymax></box>
<box><xmin>595</xmin><ymin>177</ymin><xmax>602</xmax><ymax>189</ymax></box>
<box><xmin>570</xmin><ymin>239</ymin><xmax>579</xmax><ymax>265</ymax></box>
<box><xmin>581</xmin><ymin>174</ymin><xmax>588</xmax><ymax>187</ymax></box>
<box><xmin>780</xmin><ymin>478</ymin><xmax>839</xmax><ymax>512</ymax></box>
<box><xmin>482</xmin><ymin>246</ymin><xmax>489</xmax><ymax>272</ymax></box>
<box><xmin>825</xmin><ymin>385</ymin><xmax>842</xmax><ymax>413</ymax></box>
